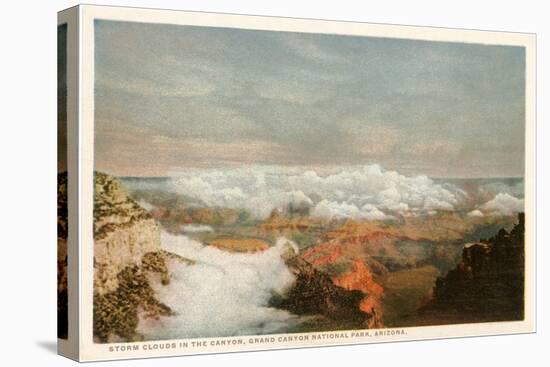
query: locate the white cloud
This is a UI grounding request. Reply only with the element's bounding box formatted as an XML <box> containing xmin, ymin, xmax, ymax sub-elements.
<box><xmin>171</xmin><ymin>164</ymin><xmax>460</xmax><ymax>219</ymax></box>
<box><xmin>481</xmin><ymin>193</ymin><xmax>524</xmax><ymax>216</ymax></box>
<box><xmin>423</xmin><ymin>196</ymin><xmax>455</xmax><ymax>211</ymax></box>
<box><xmin>467</xmin><ymin>209</ymin><xmax>484</xmax><ymax>217</ymax></box>
<box><xmin>311</xmin><ymin>200</ymin><xmax>392</xmax><ymax>220</ymax></box>
<box><xmin>467</xmin><ymin>209</ymin><xmax>483</xmax><ymax>217</ymax></box>
<box><xmin>137</xmin><ymin>233</ymin><xmax>300</xmax><ymax>339</ymax></box>
<box><xmin>181</xmin><ymin>224</ymin><xmax>214</xmax><ymax>233</ymax></box>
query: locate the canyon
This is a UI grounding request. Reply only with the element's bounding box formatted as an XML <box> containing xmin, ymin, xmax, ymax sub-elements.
<box><xmin>75</xmin><ymin>172</ymin><xmax>525</xmax><ymax>342</ymax></box>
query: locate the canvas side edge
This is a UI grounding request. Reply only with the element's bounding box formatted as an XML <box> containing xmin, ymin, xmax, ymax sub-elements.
<box><xmin>57</xmin><ymin>5</ymin><xmax>80</xmax><ymax>362</ymax></box>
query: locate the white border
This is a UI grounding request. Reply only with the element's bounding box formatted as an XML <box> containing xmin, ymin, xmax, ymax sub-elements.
<box><xmin>76</xmin><ymin>4</ymin><xmax>536</xmax><ymax>362</ymax></box>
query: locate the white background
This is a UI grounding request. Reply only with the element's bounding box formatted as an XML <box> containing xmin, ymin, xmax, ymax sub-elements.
<box><xmin>0</xmin><ymin>0</ymin><xmax>547</xmax><ymax>366</ymax></box>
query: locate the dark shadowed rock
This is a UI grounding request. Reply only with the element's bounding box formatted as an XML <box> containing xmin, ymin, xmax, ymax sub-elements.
<box><xmin>271</xmin><ymin>256</ymin><xmax>380</xmax><ymax>329</ymax></box>
<box><xmin>416</xmin><ymin>213</ymin><xmax>525</xmax><ymax>324</ymax></box>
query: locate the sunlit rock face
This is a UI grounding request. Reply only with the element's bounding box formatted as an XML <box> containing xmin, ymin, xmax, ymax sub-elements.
<box><xmin>93</xmin><ymin>172</ymin><xmax>171</xmax><ymax>342</ymax></box>
<box><xmin>94</xmin><ymin>172</ymin><xmax>163</xmax><ymax>295</ymax></box>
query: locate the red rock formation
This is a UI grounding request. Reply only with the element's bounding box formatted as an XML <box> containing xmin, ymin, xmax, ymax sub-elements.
<box><xmin>327</xmin><ymin>258</ymin><xmax>384</xmax><ymax>328</ymax></box>
<box><xmin>301</xmin><ymin>236</ymin><xmax>386</xmax><ymax>327</ymax></box>
<box><xmin>301</xmin><ymin>241</ymin><xmax>344</xmax><ymax>266</ymax></box>
<box><xmin>274</xmin><ymin>256</ymin><xmax>376</xmax><ymax>328</ymax></box>
<box><xmin>333</xmin><ymin>259</ymin><xmax>384</xmax><ymax>313</ymax></box>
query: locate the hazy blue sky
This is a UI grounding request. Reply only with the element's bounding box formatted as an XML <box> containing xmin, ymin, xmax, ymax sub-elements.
<box><xmin>94</xmin><ymin>20</ymin><xmax>525</xmax><ymax>178</ymax></box>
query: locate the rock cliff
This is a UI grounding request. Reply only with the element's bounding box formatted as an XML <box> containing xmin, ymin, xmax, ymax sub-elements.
<box><xmin>300</xmin><ymin>235</ymin><xmax>386</xmax><ymax>327</ymax></box>
<box><xmin>417</xmin><ymin>213</ymin><xmax>525</xmax><ymax>324</ymax></box>
<box><xmin>93</xmin><ymin>172</ymin><xmax>172</xmax><ymax>342</ymax></box>
<box><xmin>271</xmin><ymin>256</ymin><xmax>379</xmax><ymax>329</ymax></box>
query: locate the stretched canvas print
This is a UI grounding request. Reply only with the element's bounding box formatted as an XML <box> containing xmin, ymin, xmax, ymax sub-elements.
<box><xmin>57</xmin><ymin>5</ymin><xmax>536</xmax><ymax>361</ymax></box>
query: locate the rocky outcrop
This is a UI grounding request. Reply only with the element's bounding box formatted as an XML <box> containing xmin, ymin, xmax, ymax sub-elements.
<box><xmin>333</xmin><ymin>260</ymin><xmax>384</xmax><ymax>317</ymax></box>
<box><xmin>258</xmin><ymin>210</ymin><xmax>318</xmax><ymax>233</ymax></box>
<box><xmin>321</xmin><ymin>220</ymin><xmax>460</xmax><ymax>272</ymax></box>
<box><xmin>94</xmin><ymin>172</ymin><xmax>165</xmax><ymax>294</ymax></box>
<box><xmin>271</xmin><ymin>256</ymin><xmax>379</xmax><ymax>328</ymax></box>
<box><xmin>418</xmin><ymin>213</ymin><xmax>525</xmax><ymax>324</ymax></box>
<box><xmin>300</xmin><ymin>235</ymin><xmax>386</xmax><ymax>326</ymax></box>
<box><xmin>93</xmin><ymin>264</ymin><xmax>172</xmax><ymax>342</ymax></box>
<box><xmin>93</xmin><ymin>172</ymin><xmax>172</xmax><ymax>342</ymax></box>
<box><xmin>57</xmin><ymin>172</ymin><xmax>68</xmax><ymax>339</ymax></box>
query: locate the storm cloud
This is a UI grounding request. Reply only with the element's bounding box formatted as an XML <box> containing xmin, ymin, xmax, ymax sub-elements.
<box><xmin>94</xmin><ymin>20</ymin><xmax>526</xmax><ymax>178</ymax></box>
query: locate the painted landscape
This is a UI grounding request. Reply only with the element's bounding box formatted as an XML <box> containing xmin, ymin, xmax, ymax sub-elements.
<box><xmin>87</xmin><ymin>20</ymin><xmax>526</xmax><ymax>343</ymax></box>
<box><xmin>57</xmin><ymin>23</ymin><xmax>68</xmax><ymax>339</ymax></box>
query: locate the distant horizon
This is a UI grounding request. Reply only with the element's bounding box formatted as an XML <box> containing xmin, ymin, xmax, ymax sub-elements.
<box><xmin>104</xmin><ymin>166</ymin><xmax>526</xmax><ymax>181</ymax></box>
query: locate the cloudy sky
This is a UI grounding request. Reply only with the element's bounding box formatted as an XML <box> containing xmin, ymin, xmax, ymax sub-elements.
<box><xmin>94</xmin><ymin>20</ymin><xmax>525</xmax><ymax>178</ymax></box>
<box><xmin>58</xmin><ymin>24</ymin><xmax>67</xmax><ymax>173</ymax></box>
